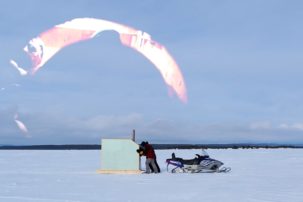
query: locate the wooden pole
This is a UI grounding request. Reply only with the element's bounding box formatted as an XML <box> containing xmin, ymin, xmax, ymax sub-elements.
<box><xmin>132</xmin><ymin>129</ymin><xmax>136</xmax><ymax>141</ymax></box>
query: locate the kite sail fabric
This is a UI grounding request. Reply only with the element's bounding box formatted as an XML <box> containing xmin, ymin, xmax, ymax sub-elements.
<box><xmin>14</xmin><ymin>113</ymin><xmax>29</xmax><ymax>134</ymax></box>
<box><xmin>11</xmin><ymin>18</ymin><xmax>187</xmax><ymax>103</ymax></box>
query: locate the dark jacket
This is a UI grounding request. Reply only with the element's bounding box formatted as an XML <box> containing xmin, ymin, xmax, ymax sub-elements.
<box><xmin>144</xmin><ymin>144</ymin><xmax>156</xmax><ymax>159</ymax></box>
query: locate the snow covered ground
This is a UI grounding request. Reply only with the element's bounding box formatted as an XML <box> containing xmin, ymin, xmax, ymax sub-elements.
<box><xmin>0</xmin><ymin>149</ymin><xmax>302</xmax><ymax>202</ymax></box>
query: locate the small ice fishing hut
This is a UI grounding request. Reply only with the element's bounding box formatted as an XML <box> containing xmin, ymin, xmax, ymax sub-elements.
<box><xmin>97</xmin><ymin>130</ymin><xmax>142</xmax><ymax>174</ymax></box>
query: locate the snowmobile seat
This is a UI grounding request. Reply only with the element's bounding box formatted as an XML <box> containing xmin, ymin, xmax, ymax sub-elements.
<box><xmin>170</xmin><ymin>153</ymin><xmax>207</xmax><ymax>165</ymax></box>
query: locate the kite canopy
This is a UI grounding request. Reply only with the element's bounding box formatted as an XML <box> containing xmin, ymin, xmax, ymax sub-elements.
<box><xmin>11</xmin><ymin>18</ymin><xmax>187</xmax><ymax>103</ymax></box>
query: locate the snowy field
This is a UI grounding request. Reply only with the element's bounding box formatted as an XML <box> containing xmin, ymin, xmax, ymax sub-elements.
<box><xmin>0</xmin><ymin>149</ymin><xmax>303</xmax><ymax>202</ymax></box>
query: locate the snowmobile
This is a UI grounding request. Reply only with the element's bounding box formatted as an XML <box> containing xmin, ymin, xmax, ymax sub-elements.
<box><xmin>166</xmin><ymin>151</ymin><xmax>231</xmax><ymax>173</ymax></box>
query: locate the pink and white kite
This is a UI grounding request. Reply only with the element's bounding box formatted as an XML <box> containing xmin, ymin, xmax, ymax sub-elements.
<box><xmin>11</xmin><ymin>18</ymin><xmax>187</xmax><ymax>103</ymax></box>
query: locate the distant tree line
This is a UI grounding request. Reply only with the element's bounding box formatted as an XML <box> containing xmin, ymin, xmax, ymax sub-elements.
<box><xmin>0</xmin><ymin>144</ymin><xmax>101</xmax><ymax>150</ymax></box>
<box><xmin>152</xmin><ymin>144</ymin><xmax>303</xmax><ymax>149</ymax></box>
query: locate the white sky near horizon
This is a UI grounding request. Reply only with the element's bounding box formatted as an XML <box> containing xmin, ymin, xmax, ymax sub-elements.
<box><xmin>1</xmin><ymin>0</ymin><xmax>303</xmax><ymax>145</ymax></box>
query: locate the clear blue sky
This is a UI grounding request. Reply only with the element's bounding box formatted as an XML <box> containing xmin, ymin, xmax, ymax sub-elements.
<box><xmin>1</xmin><ymin>0</ymin><xmax>303</xmax><ymax>145</ymax></box>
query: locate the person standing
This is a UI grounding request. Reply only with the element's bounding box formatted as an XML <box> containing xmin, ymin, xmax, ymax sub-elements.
<box><xmin>140</xmin><ymin>141</ymin><xmax>160</xmax><ymax>173</ymax></box>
